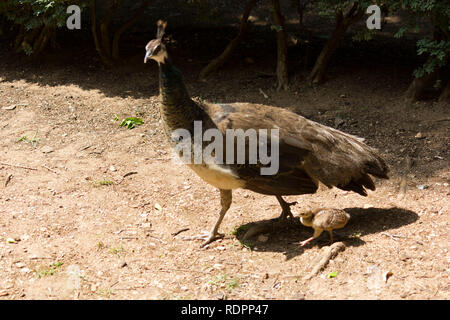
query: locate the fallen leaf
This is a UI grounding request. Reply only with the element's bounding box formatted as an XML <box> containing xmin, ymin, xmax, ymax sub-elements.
<box><xmin>383</xmin><ymin>271</ymin><xmax>393</xmax><ymax>283</ymax></box>
<box><xmin>327</xmin><ymin>271</ymin><xmax>338</xmax><ymax>278</ymax></box>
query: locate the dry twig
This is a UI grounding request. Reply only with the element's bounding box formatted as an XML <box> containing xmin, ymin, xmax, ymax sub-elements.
<box><xmin>4</xmin><ymin>174</ymin><xmax>13</xmax><ymax>187</ymax></box>
<box><xmin>304</xmin><ymin>242</ymin><xmax>346</xmax><ymax>280</ymax></box>
<box><xmin>0</xmin><ymin>162</ymin><xmax>37</xmax><ymax>171</ymax></box>
<box><xmin>42</xmin><ymin>165</ymin><xmax>59</xmax><ymax>175</ymax></box>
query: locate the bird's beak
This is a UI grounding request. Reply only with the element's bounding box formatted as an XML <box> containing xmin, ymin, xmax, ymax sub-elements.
<box><xmin>144</xmin><ymin>50</ymin><xmax>152</xmax><ymax>63</ymax></box>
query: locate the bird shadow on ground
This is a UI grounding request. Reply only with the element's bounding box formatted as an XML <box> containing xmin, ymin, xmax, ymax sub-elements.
<box><xmin>232</xmin><ymin>207</ymin><xmax>419</xmax><ymax>261</ymax></box>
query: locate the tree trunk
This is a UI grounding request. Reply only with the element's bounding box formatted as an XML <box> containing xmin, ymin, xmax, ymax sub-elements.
<box><xmin>308</xmin><ymin>3</ymin><xmax>364</xmax><ymax>85</ymax></box>
<box><xmin>297</xmin><ymin>0</ymin><xmax>312</xmax><ymax>68</ymax></box>
<box><xmin>91</xmin><ymin>1</ymin><xmax>112</xmax><ymax>65</ymax></box>
<box><xmin>14</xmin><ymin>25</ymin><xmax>25</xmax><ymax>50</ymax></box>
<box><xmin>272</xmin><ymin>0</ymin><xmax>289</xmax><ymax>91</ymax></box>
<box><xmin>439</xmin><ymin>80</ymin><xmax>450</xmax><ymax>102</ymax></box>
<box><xmin>404</xmin><ymin>67</ymin><xmax>438</xmax><ymax>103</ymax></box>
<box><xmin>91</xmin><ymin>0</ymin><xmax>119</xmax><ymax>66</ymax></box>
<box><xmin>112</xmin><ymin>0</ymin><xmax>152</xmax><ymax>61</ymax></box>
<box><xmin>199</xmin><ymin>0</ymin><xmax>257</xmax><ymax>80</ymax></box>
<box><xmin>405</xmin><ymin>27</ymin><xmax>449</xmax><ymax>102</ymax></box>
<box><xmin>100</xmin><ymin>0</ymin><xmax>119</xmax><ymax>57</ymax></box>
<box><xmin>33</xmin><ymin>25</ymin><xmax>54</xmax><ymax>56</ymax></box>
<box><xmin>19</xmin><ymin>27</ymin><xmax>41</xmax><ymax>54</ymax></box>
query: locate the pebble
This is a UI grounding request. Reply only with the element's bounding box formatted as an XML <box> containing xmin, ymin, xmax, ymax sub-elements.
<box><xmin>415</xmin><ymin>132</ymin><xmax>425</xmax><ymax>139</ymax></box>
<box><xmin>20</xmin><ymin>267</ymin><xmax>31</xmax><ymax>274</ymax></box>
<box><xmin>41</xmin><ymin>146</ymin><xmax>54</xmax><ymax>154</ymax></box>
<box><xmin>109</xmin><ymin>165</ymin><xmax>116</xmax><ymax>172</ymax></box>
<box><xmin>141</xmin><ymin>222</ymin><xmax>151</xmax><ymax>229</ymax></box>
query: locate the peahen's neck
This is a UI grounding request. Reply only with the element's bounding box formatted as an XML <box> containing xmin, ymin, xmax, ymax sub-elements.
<box><xmin>158</xmin><ymin>57</ymin><xmax>202</xmax><ymax>135</ymax></box>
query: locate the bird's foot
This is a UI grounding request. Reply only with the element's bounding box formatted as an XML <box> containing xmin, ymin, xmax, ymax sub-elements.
<box><xmin>299</xmin><ymin>237</ymin><xmax>315</xmax><ymax>247</ymax></box>
<box><xmin>277</xmin><ymin>201</ymin><xmax>297</xmax><ymax>222</ymax></box>
<box><xmin>200</xmin><ymin>232</ymin><xmax>224</xmax><ymax>248</ymax></box>
<box><xmin>299</xmin><ymin>240</ymin><xmax>310</xmax><ymax>247</ymax></box>
<box><xmin>183</xmin><ymin>231</ymin><xmax>224</xmax><ymax>248</ymax></box>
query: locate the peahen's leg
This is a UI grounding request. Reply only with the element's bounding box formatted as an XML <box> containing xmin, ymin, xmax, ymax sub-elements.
<box><xmin>200</xmin><ymin>189</ymin><xmax>232</xmax><ymax>247</ymax></box>
<box><xmin>275</xmin><ymin>195</ymin><xmax>297</xmax><ymax>221</ymax></box>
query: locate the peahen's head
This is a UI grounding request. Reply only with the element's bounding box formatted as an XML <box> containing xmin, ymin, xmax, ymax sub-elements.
<box><xmin>144</xmin><ymin>20</ymin><xmax>168</xmax><ymax>64</ymax></box>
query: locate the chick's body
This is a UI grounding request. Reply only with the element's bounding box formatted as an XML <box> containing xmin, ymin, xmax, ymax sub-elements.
<box><xmin>299</xmin><ymin>208</ymin><xmax>350</xmax><ymax>246</ymax></box>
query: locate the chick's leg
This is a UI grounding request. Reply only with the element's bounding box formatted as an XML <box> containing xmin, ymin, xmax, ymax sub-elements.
<box><xmin>299</xmin><ymin>228</ymin><xmax>323</xmax><ymax>247</ymax></box>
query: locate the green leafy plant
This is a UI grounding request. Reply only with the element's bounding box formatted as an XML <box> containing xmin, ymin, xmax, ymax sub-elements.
<box><xmin>0</xmin><ymin>0</ymin><xmax>86</xmax><ymax>55</ymax></box>
<box><xmin>93</xmin><ymin>179</ymin><xmax>114</xmax><ymax>187</ymax></box>
<box><xmin>17</xmin><ymin>130</ymin><xmax>39</xmax><ymax>145</ymax></box>
<box><xmin>36</xmin><ymin>261</ymin><xmax>63</xmax><ymax>278</ymax></box>
<box><xmin>119</xmin><ymin>117</ymin><xmax>143</xmax><ymax>129</ymax></box>
<box><xmin>414</xmin><ymin>38</ymin><xmax>450</xmax><ymax>78</ymax></box>
<box><xmin>208</xmin><ymin>273</ymin><xmax>240</xmax><ymax>291</ymax></box>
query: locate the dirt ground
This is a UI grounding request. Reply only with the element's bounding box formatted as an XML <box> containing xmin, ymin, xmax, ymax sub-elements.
<box><xmin>0</xmin><ymin>25</ymin><xmax>449</xmax><ymax>300</ymax></box>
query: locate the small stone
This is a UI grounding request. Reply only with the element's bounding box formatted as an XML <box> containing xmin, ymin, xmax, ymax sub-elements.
<box><xmin>41</xmin><ymin>146</ymin><xmax>54</xmax><ymax>154</ymax></box>
<box><xmin>294</xmin><ymin>292</ymin><xmax>305</xmax><ymax>300</ymax></box>
<box><xmin>363</xmin><ymin>204</ymin><xmax>374</xmax><ymax>209</ymax></box>
<box><xmin>20</xmin><ymin>267</ymin><xmax>31</xmax><ymax>274</ymax></box>
<box><xmin>415</xmin><ymin>132</ymin><xmax>425</xmax><ymax>139</ymax></box>
<box><xmin>6</xmin><ymin>238</ymin><xmax>16</xmax><ymax>244</ymax></box>
<box><xmin>417</xmin><ymin>184</ymin><xmax>429</xmax><ymax>190</ymax></box>
<box><xmin>109</xmin><ymin>165</ymin><xmax>116</xmax><ymax>172</ymax></box>
<box><xmin>141</xmin><ymin>222</ymin><xmax>151</xmax><ymax>229</ymax></box>
<box><xmin>400</xmin><ymin>291</ymin><xmax>410</xmax><ymax>298</ymax></box>
<box><xmin>0</xmin><ymin>290</ymin><xmax>9</xmax><ymax>296</ymax></box>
